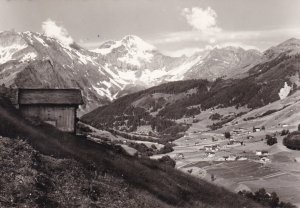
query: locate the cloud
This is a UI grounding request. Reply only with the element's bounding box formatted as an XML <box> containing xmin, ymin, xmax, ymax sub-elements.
<box><xmin>216</xmin><ymin>42</ymin><xmax>260</xmax><ymax>50</ymax></box>
<box><xmin>163</xmin><ymin>47</ymin><xmax>204</xmax><ymax>57</ymax></box>
<box><xmin>42</xmin><ymin>19</ymin><xmax>74</xmax><ymax>46</ymax></box>
<box><xmin>152</xmin><ymin>29</ymin><xmax>262</xmax><ymax>46</ymax></box>
<box><xmin>181</xmin><ymin>7</ymin><xmax>221</xmax><ymax>34</ymax></box>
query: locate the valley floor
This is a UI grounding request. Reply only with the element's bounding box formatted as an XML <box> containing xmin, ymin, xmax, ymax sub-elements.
<box><xmin>152</xmin><ymin>127</ymin><xmax>300</xmax><ymax>207</ymax></box>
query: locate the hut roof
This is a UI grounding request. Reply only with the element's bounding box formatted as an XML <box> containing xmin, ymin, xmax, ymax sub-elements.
<box><xmin>18</xmin><ymin>89</ymin><xmax>83</xmax><ymax>105</ymax></box>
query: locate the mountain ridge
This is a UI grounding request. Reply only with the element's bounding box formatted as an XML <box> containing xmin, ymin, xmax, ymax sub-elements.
<box><xmin>0</xmin><ymin>30</ymin><xmax>298</xmax><ymax>114</ymax></box>
<box><xmin>82</xmin><ymin>38</ymin><xmax>300</xmax><ymax>136</ymax></box>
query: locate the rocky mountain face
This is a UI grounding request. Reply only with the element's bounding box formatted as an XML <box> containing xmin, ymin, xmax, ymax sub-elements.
<box><xmin>264</xmin><ymin>38</ymin><xmax>300</xmax><ymax>60</ymax></box>
<box><xmin>183</xmin><ymin>47</ymin><xmax>261</xmax><ymax>80</ymax></box>
<box><xmin>82</xmin><ymin>38</ymin><xmax>300</xmax><ymax>135</ymax></box>
<box><xmin>0</xmin><ymin>31</ymin><xmax>130</xmax><ymax>114</ymax></box>
<box><xmin>93</xmin><ymin>35</ymin><xmax>262</xmax><ymax>86</ymax></box>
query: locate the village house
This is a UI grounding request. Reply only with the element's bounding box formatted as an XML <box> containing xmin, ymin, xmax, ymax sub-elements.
<box><xmin>205</xmin><ymin>151</ymin><xmax>215</xmax><ymax>158</ymax></box>
<box><xmin>261</xmin><ymin>150</ymin><xmax>269</xmax><ymax>156</ymax></box>
<box><xmin>221</xmin><ymin>155</ymin><xmax>237</xmax><ymax>161</ymax></box>
<box><xmin>227</xmin><ymin>140</ymin><xmax>234</xmax><ymax>145</ymax></box>
<box><xmin>253</xmin><ymin>127</ymin><xmax>261</xmax><ymax>132</ymax></box>
<box><xmin>227</xmin><ymin>138</ymin><xmax>240</xmax><ymax>145</ymax></box>
<box><xmin>233</xmin><ymin>129</ymin><xmax>243</xmax><ymax>134</ymax></box>
<box><xmin>227</xmin><ymin>155</ymin><xmax>237</xmax><ymax>161</ymax></box>
<box><xmin>260</xmin><ymin>157</ymin><xmax>270</xmax><ymax>163</ymax></box>
<box><xmin>255</xmin><ymin>150</ymin><xmax>269</xmax><ymax>156</ymax></box>
<box><xmin>218</xmin><ymin>157</ymin><xmax>226</xmax><ymax>161</ymax></box>
<box><xmin>222</xmin><ymin>156</ymin><xmax>229</xmax><ymax>161</ymax></box>
<box><xmin>212</xmin><ymin>137</ymin><xmax>218</xmax><ymax>142</ymax></box>
<box><xmin>18</xmin><ymin>89</ymin><xmax>83</xmax><ymax>133</ymax></box>
<box><xmin>211</xmin><ymin>144</ymin><xmax>220</xmax><ymax>152</ymax></box>
<box><xmin>237</xmin><ymin>156</ymin><xmax>247</xmax><ymax>161</ymax></box>
<box><xmin>255</xmin><ymin>150</ymin><xmax>262</xmax><ymax>156</ymax></box>
<box><xmin>204</xmin><ymin>144</ymin><xmax>220</xmax><ymax>152</ymax></box>
<box><xmin>175</xmin><ymin>153</ymin><xmax>185</xmax><ymax>160</ymax></box>
<box><xmin>281</xmin><ymin>123</ymin><xmax>289</xmax><ymax>128</ymax></box>
<box><xmin>204</xmin><ymin>145</ymin><xmax>211</xmax><ymax>151</ymax></box>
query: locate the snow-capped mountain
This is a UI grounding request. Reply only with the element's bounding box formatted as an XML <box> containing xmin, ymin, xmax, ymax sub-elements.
<box><xmin>92</xmin><ymin>35</ymin><xmax>157</xmax><ymax>66</ymax></box>
<box><xmin>0</xmin><ymin>31</ymin><xmax>130</xmax><ymax>114</ymax></box>
<box><xmin>0</xmin><ymin>30</ymin><xmax>266</xmax><ymax>114</ymax></box>
<box><xmin>92</xmin><ymin>35</ymin><xmax>187</xmax><ymax>87</ymax></box>
<box><xmin>92</xmin><ymin>35</ymin><xmax>262</xmax><ymax>86</ymax></box>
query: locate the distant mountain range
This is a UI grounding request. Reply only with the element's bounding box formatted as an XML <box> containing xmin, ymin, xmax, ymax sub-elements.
<box><xmin>0</xmin><ymin>31</ymin><xmax>264</xmax><ymax>113</ymax></box>
<box><xmin>82</xmin><ymin>37</ymin><xmax>300</xmax><ymax>135</ymax></box>
<box><xmin>92</xmin><ymin>35</ymin><xmax>262</xmax><ymax>84</ymax></box>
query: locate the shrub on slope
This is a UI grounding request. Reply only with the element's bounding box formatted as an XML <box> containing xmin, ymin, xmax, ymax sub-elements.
<box><xmin>283</xmin><ymin>131</ymin><xmax>300</xmax><ymax>150</ymax></box>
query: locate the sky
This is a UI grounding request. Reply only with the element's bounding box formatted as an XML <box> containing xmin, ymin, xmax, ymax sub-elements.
<box><xmin>1</xmin><ymin>0</ymin><xmax>300</xmax><ymax>56</ymax></box>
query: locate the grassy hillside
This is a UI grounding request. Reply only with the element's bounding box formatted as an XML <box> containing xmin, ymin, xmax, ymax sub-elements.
<box><xmin>0</xmin><ymin>137</ymin><xmax>174</xmax><ymax>208</ymax></box>
<box><xmin>0</xmin><ymin>96</ymin><xmax>264</xmax><ymax>208</ymax></box>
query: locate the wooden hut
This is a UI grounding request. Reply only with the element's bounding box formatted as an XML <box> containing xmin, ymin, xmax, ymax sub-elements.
<box><xmin>18</xmin><ymin>89</ymin><xmax>83</xmax><ymax>133</ymax></box>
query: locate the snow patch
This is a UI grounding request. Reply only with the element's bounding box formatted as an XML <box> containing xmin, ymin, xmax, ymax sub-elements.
<box><xmin>0</xmin><ymin>44</ymin><xmax>27</xmax><ymax>64</ymax></box>
<box><xmin>92</xmin><ymin>85</ymin><xmax>115</xmax><ymax>101</ymax></box>
<box><xmin>118</xmin><ymin>50</ymin><xmax>153</xmax><ymax>66</ymax></box>
<box><xmin>35</xmin><ymin>36</ymin><xmax>48</xmax><ymax>47</ymax></box>
<box><xmin>139</xmin><ymin>68</ymin><xmax>168</xmax><ymax>85</ymax></box>
<box><xmin>118</xmin><ymin>70</ymin><xmax>138</xmax><ymax>82</ymax></box>
<box><xmin>167</xmin><ymin>56</ymin><xmax>204</xmax><ymax>81</ymax></box>
<box><xmin>20</xmin><ymin>52</ymin><xmax>37</xmax><ymax>62</ymax></box>
<box><xmin>103</xmin><ymin>80</ymin><xmax>112</xmax><ymax>88</ymax></box>
<box><xmin>278</xmin><ymin>82</ymin><xmax>291</xmax><ymax>100</ymax></box>
<box><xmin>102</xmin><ymin>64</ymin><xmax>127</xmax><ymax>86</ymax></box>
<box><xmin>109</xmin><ymin>78</ymin><xmax>123</xmax><ymax>90</ymax></box>
<box><xmin>92</xmin><ymin>41</ymin><xmax>122</xmax><ymax>55</ymax></box>
<box><xmin>74</xmin><ymin>50</ymin><xmax>95</xmax><ymax>65</ymax></box>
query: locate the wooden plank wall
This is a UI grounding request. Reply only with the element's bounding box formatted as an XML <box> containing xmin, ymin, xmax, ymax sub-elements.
<box><xmin>20</xmin><ymin>106</ymin><xmax>76</xmax><ymax>132</ymax></box>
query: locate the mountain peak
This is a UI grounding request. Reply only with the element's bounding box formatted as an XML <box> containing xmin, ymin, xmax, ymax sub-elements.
<box><xmin>277</xmin><ymin>37</ymin><xmax>300</xmax><ymax>48</ymax></box>
<box><xmin>264</xmin><ymin>37</ymin><xmax>300</xmax><ymax>58</ymax></box>
<box><xmin>121</xmin><ymin>35</ymin><xmax>156</xmax><ymax>51</ymax></box>
<box><xmin>121</xmin><ymin>35</ymin><xmax>142</xmax><ymax>42</ymax></box>
<box><xmin>92</xmin><ymin>35</ymin><xmax>156</xmax><ymax>55</ymax></box>
<box><xmin>92</xmin><ymin>35</ymin><xmax>157</xmax><ymax>66</ymax></box>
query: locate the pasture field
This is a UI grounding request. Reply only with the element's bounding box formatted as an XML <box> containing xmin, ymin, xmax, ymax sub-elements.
<box><xmin>204</xmin><ymin>161</ymin><xmax>280</xmax><ymax>181</ymax></box>
<box><xmin>169</xmin><ymin>127</ymin><xmax>300</xmax><ymax>206</ymax></box>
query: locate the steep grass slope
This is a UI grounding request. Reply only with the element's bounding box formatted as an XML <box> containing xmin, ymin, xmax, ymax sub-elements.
<box><xmin>0</xmin><ymin>137</ymin><xmax>174</xmax><ymax>208</ymax></box>
<box><xmin>0</xmin><ymin>97</ymin><xmax>263</xmax><ymax>208</ymax></box>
